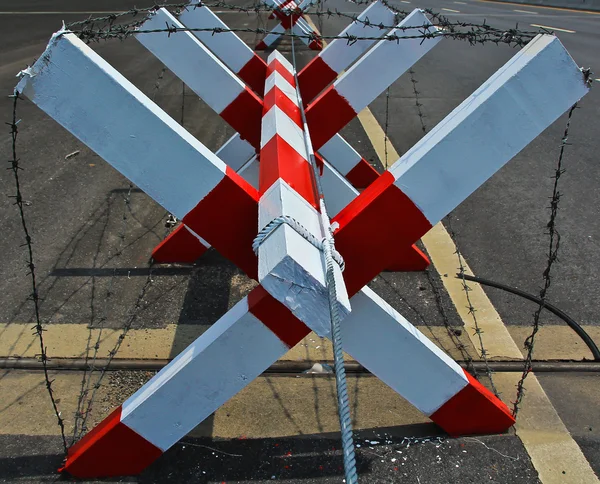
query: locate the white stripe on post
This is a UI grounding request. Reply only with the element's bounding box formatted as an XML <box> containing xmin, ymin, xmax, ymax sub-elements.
<box><xmin>298</xmin><ymin>0</ymin><xmax>396</xmax><ymax>103</ymax></box>
<box><xmin>135</xmin><ymin>8</ymin><xmax>262</xmax><ymax>148</ymax></box>
<box><xmin>215</xmin><ymin>133</ymin><xmax>256</xmax><ymax>172</ymax></box>
<box><xmin>344</xmin><ymin>287</ymin><xmax>468</xmax><ymax>415</ymax></box>
<box><xmin>388</xmin><ymin>34</ymin><xmax>590</xmax><ymax>226</ymax></box>
<box><xmin>120</xmin><ymin>296</ymin><xmax>289</xmax><ymax>450</ymax></box>
<box><xmin>257</xmin><ymin>51</ymin><xmax>350</xmax><ymax>337</ymax></box>
<box><xmin>306</xmin><ymin>9</ymin><xmax>442</xmax><ymax>150</ymax></box>
<box><xmin>341</xmin><ymin>287</ymin><xmax>515</xmax><ymax>435</ymax></box>
<box><xmin>16</xmin><ymin>31</ymin><xmax>226</xmax><ymax>221</ymax></box>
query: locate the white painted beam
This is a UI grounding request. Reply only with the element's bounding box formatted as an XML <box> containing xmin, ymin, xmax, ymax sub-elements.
<box><xmin>16</xmin><ymin>30</ymin><xmax>226</xmax><ymax>220</ymax></box>
<box><xmin>389</xmin><ymin>34</ymin><xmax>590</xmax><ymax>226</ymax></box>
<box><xmin>135</xmin><ymin>8</ymin><xmax>262</xmax><ymax>147</ymax></box>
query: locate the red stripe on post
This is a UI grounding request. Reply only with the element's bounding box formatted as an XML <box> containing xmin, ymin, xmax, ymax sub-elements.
<box><xmin>429</xmin><ymin>370</ymin><xmax>516</xmax><ymax>436</ymax></box>
<box><xmin>305</xmin><ymin>87</ymin><xmax>357</xmax><ymax>151</ymax></box>
<box><xmin>220</xmin><ymin>87</ymin><xmax>263</xmax><ymax>149</ymax></box>
<box><xmin>248</xmin><ymin>285</ymin><xmax>311</xmax><ymax>348</ymax></box>
<box><xmin>298</xmin><ymin>55</ymin><xmax>338</xmax><ymax>105</ymax></box>
<box><xmin>263</xmin><ymin>87</ymin><xmax>303</xmax><ymax>128</ymax></box>
<box><xmin>259</xmin><ymin>134</ymin><xmax>319</xmax><ymax>209</ymax></box>
<box><xmin>61</xmin><ymin>406</ymin><xmax>163</xmax><ymax>478</ymax></box>
<box><xmin>386</xmin><ymin>244</ymin><xmax>431</xmax><ymax>272</ymax></box>
<box><xmin>151</xmin><ymin>224</ymin><xmax>209</xmax><ymax>264</ymax></box>
<box><xmin>345</xmin><ymin>158</ymin><xmax>380</xmax><ymax>189</ymax></box>
<box><xmin>333</xmin><ymin>171</ymin><xmax>432</xmax><ymax>296</ymax></box>
<box><xmin>238</xmin><ymin>54</ymin><xmax>268</xmax><ymax>96</ymax></box>
<box><xmin>266</xmin><ymin>59</ymin><xmax>296</xmax><ymax>88</ymax></box>
<box><xmin>183</xmin><ymin>167</ymin><xmax>259</xmax><ymax>280</ymax></box>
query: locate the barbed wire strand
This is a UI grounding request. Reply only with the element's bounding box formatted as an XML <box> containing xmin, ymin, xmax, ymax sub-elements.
<box><xmin>7</xmin><ymin>91</ymin><xmax>68</xmax><ymax>453</ymax></box>
<box><xmin>446</xmin><ymin>216</ymin><xmax>499</xmax><ymax>396</ymax></box>
<box><xmin>62</xmin><ymin>0</ymin><xmax>539</xmax><ymax>47</ymax></box>
<box><xmin>393</xmin><ymin>68</ymin><xmax>484</xmax><ymax>382</ymax></box>
<box><xmin>512</xmin><ymin>103</ymin><xmax>579</xmax><ymax>417</ymax></box>
<box><xmin>71</xmin><ymin>184</ymin><xmax>134</xmax><ymax>443</ymax></box>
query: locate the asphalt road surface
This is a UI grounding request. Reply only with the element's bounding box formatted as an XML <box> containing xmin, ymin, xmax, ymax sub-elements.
<box><xmin>0</xmin><ymin>0</ymin><xmax>599</xmax><ymax>482</ymax></box>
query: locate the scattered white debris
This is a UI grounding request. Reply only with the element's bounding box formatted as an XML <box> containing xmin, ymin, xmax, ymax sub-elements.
<box><xmin>65</xmin><ymin>150</ymin><xmax>80</xmax><ymax>160</ymax></box>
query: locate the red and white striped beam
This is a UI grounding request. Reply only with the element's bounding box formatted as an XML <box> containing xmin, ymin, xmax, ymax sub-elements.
<box><xmin>61</xmin><ymin>282</ymin><xmax>513</xmax><ymax>478</ymax></box>
<box><xmin>332</xmin><ymin>33</ymin><xmax>590</xmax><ymax>296</ymax></box>
<box><xmin>61</xmin><ymin>287</ymin><xmax>310</xmax><ymax>477</ymax></box>
<box><xmin>257</xmin><ymin>50</ymin><xmax>350</xmax><ymax>336</ymax></box>
<box><xmin>20</xmin><ymin>29</ymin><xmax>589</xmax><ymax>479</ymax></box>
<box><xmin>256</xmin><ymin>0</ymin><xmax>322</xmax><ymax>50</ymax></box>
<box><xmin>16</xmin><ymin>30</ymin><xmax>260</xmax><ymax>280</ymax></box>
<box><xmin>297</xmin><ymin>0</ymin><xmax>396</xmax><ymax>104</ymax></box>
<box><xmin>180</xmin><ymin>1</ymin><xmax>268</xmax><ymax>95</ymax></box>
<box><xmin>136</xmin><ymin>8</ymin><xmax>263</xmax><ymax>149</ymax></box>
<box><xmin>306</xmin><ymin>9</ymin><xmax>442</xmax><ymax>151</ymax></box>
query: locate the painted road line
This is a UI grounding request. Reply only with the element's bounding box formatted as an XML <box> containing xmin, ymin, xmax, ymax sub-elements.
<box><xmin>531</xmin><ymin>23</ymin><xmax>576</xmax><ymax>33</ymax></box>
<box><xmin>352</xmin><ymin>99</ymin><xmax>598</xmax><ymax>484</ymax></box>
<box><xmin>494</xmin><ymin>373</ymin><xmax>599</xmax><ymax>484</ymax></box>
<box><xmin>454</xmin><ymin>1</ymin><xmax>467</xmax><ymax>4</ymax></box>
<box><xmin>443</xmin><ymin>8</ymin><xmax>461</xmax><ymax>12</ymax></box>
<box><xmin>514</xmin><ymin>9</ymin><xmax>538</xmax><ymax>14</ymax></box>
<box><xmin>0</xmin><ymin>322</ymin><xmax>481</xmax><ymax>362</ymax></box>
<box><xmin>0</xmin><ymin>370</ymin><xmax>429</xmax><ymax>438</ymax></box>
<box><xmin>477</xmin><ymin>0</ymin><xmax>600</xmax><ymax>14</ymax></box>
<box><xmin>401</xmin><ymin>1</ymin><xmax>411</xmax><ymax>3</ymax></box>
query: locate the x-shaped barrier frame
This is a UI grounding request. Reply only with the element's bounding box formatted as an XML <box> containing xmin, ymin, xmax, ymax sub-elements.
<box><xmin>15</xmin><ymin>1</ymin><xmax>590</xmax><ymax>477</ymax></box>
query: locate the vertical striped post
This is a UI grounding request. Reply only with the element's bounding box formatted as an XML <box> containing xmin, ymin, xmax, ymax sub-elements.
<box><xmin>136</xmin><ymin>8</ymin><xmax>263</xmax><ymax>148</ymax></box>
<box><xmin>180</xmin><ymin>1</ymin><xmax>268</xmax><ymax>95</ymax></box>
<box><xmin>257</xmin><ymin>51</ymin><xmax>350</xmax><ymax>337</ymax></box>
<box><xmin>306</xmin><ymin>9</ymin><xmax>442</xmax><ymax>151</ymax></box>
<box><xmin>332</xmin><ymin>34</ymin><xmax>590</xmax><ymax>296</ymax></box>
<box><xmin>175</xmin><ymin>2</ymin><xmax>376</xmax><ymax>189</ymax></box>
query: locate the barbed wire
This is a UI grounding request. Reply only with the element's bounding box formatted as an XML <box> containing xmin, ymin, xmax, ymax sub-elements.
<box><xmin>446</xmin><ymin>216</ymin><xmax>499</xmax><ymax>396</ymax></box>
<box><xmin>512</xmin><ymin>103</ymin><xmax>579</xmax><ymax>417</ymax></box>
<box><xmin>382</xmin><ymin>71</ymin><xmax>480</xmax><ymax>379</ymax></box>
<box><xmin>7</xmin><ymin>91</ymin><xmax>68</xmax><ymax>453</ymax></box>
<box><xmin>62</xmin><ymin>0</ymin><xmax>539</xmax><ymax>47</ymax></box>
<box><xmin>70</xmin><ymin>65</ymin><xmax>175</xmax><ymax>443</ymax></box>
<box><xmin>71</xmin><ymin>184</ymin><xmax>134</xmax><ymax>443</ymax></box>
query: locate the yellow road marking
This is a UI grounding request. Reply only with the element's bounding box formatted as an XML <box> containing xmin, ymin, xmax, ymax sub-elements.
<box><xmin>3</xmin><ymin>322</ymin><xmax>598</xmax><ymax>361</ymax></box>
<box><xmin>531</xmin><ymin>23</ymin><xmax>576</xmax><ymax>33</ymax></box>
<box><xmin>495</xmin><ymin>373</ymin><xmax>599</xmax><ymax>484</ymax></box>
<box><xmin>477</xmin><ymin>0</ymin><xmax>600</xmax><ymax>14</ymax></box>
<box><xmin>0</xmin><ymin>322</ymin><xmax>479</xmax><ymax>362</ymax></box>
